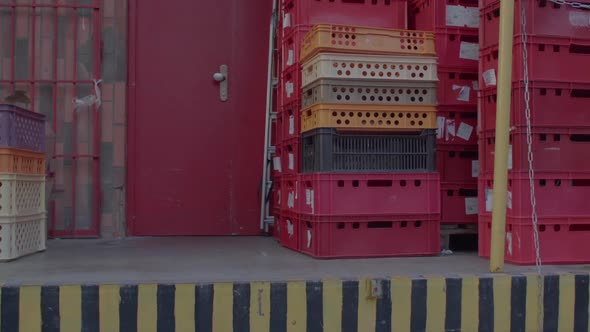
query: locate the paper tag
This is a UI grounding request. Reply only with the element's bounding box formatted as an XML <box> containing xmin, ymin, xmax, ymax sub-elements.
<box><xmin>283</xmin><ymin>13</ymin><xmax>291</xmax><ymax>28</ymax></box>
<box><xmin>277</xmin><ymin>189</ymin><xmax>281</xmax><ymax>204</ymax></box>
<box><xmin>437</xmin><ymin>116</ymin><xmax>446</xmax><ymax>139</ymax></box>
<box><xmin>465</xmin><ymin>197</ymin><xmax>479</xmax><ymax>215</ymax></box>
<box><xmin>485</xmin><ymin>189</ymin><xmax>493</xmax><ymax>212</ymax></box>
<box><xmin>570</xmin><ymin>11</ymin><xmax>590</xmax><ymax>27</ymax></box>
<box><xmin>506</xmin><ymin>232</ymin><xmax>513</xmax><ymax>256</ymax></box>
<box><xmin>273</xmin><ymin>156</ymin><xmax>282</xmax><ymax>172</ymax></box>
<box><xmin>287</xmin><ymin>219</ymin><xmax>294</xmax><ymax>236</ymax></box>
<box><xmin>305</xmin><ymin>189</ymin><xmax>312</xmax><ymax>205</ymax></box>
<box><xmin>289</xmin><ymin>115</ymin><xmax>295</xmax><ymax>135</ymax></box>
<box><xmin>507</xmin><ymin>191</ymin><xmax>513</xmax><ymax>209</ymax></box>
<box><xmin>288</xmin><ymin>153</ymin><xmax>294</xmax><ymax>170</ymax></box>
<box><xmin>508</xmin><ymin>145</ymin><xmax>513</xmax><ymax>170</ymax></box>
<box><xmin>446</xmin><ymin>5</ymin><xmax>480</xmax><ymax>28</ymax></box>
<box><xmin>453</xmin><ymin>85</ymin><xmax>471</xmax><ymax>102</ymax></box>
<box><xmin>456</xmin><ymin>122</ymin><xmax>474</xmax><ymax>141</ymax></box>
<box><xmin>287</xmin><ymin>49</ymin><xmax>294</xmax><ymax>66</ymax></box>
<box><xmin>287</xmin><ymin>192</ymin><xmax>294</xmax><ymax>208</ymax></box>
<box><xmin>472</xmin><ymin>160</ymin><xmax>480</xmax><ymax>178</ymax></box>
<box><xmin>482</xmin><ymin>69</ymin><xmax>497</xmax><ymax>87</ymax></box>
<box><xmin>310</xmin><ymin>190</ymin><xmax>314</xmax><ymax>213</ymax></box>
<box><xmin>285</xmin><ymin>82</ymin><xmax>294</xmax><ymax>97</ymax></box>
<box><xmin>459</xmin><ymin>42</ymin><xmax>479</xmax><ymax>61</ymax></box>
<box><xmin>307</xmin><ymin>229</ymin><xmax>312</xmax><ymax>248</ymax></box>
<box><xmin>446</xmin><ymin>119</ymin><xmax>456</xmax><ymax>141</ymax></box>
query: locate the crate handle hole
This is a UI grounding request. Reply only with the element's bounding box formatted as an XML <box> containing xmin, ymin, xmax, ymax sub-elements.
<box><xmin>570</xmin><ymin>224</ymin><xmax>590</xmax><ymax>232</ymax></box>
<box><xmin>540</xmin><ymin>134</ymin><xmax>547</xmax><ymax>141</ymax></box>
<box><xmin>368</xmin><ymin>221</ymin><xmax>392</xmax><ymax>229</ymax></box>
<box><xmin>569</xmin><ymin>44</ymin><xmax>590</xmax><ymax>54</ymax></box>
<box><xmin>367</xmin><ymin>180</ymin><xmax>392</xmax><ymax>187</ymax></box>
<box><xmin>306</xmin><ymin>222</ymin><xmax>312</xmax><ymax>228</ymax></box>
<box><xmin>337</xmin><ymin>223</ymin><xmax>345</xmax><ymax>229</ymax></box>
<box><xmin>414</xmin><ymin>221</ymin><xmax>422</xmax><ymax>228</ymax></box>
<box><xmin>554</xmin><ymin>225</ymin><xmax>561</xmax><ymax>232</ymax></box>
<box><xmin>555</xmin><ymin>179</ymin><xmax>561</xmax><ymax>186</ymax></box>
<box><xmin>352</xmin><ymin>180</ymin><xmax>359</xmax><ymax>187</ymax></box>
<box><xmin>572</xmin><ymin>179</ymin><xmax>590</xmax><ymax>187</ymax></box>
<box><xmin>352</xmin><ymin>222</ymin><xmax>360</xmax><ymax>229</ymax></box>
<box><xmin>540</xmin><ymin>179</ymin><xmax>546</xmax><ymax>186</ymax></box>
<box><xmin>570</xmin><ymin>134</ymin><xmax>590</xmax><ymax>142</ymax></box>
<box><xmin>554</xmin><ymin>134</ymin><xmax>560</xmax><ymax>141</ymax></box>
<box><xmin>337</xmin><ymin>180</ymin><xmax>345</xmax><ymax>187</ymax></box>
<box><xmin>401</xmin><ymin>221</ymin><xmax>408</xmax><ymax>228</ymax></box>
<box><xmin>540</xmin><ymin>225</ymin><xmax>546</xmax><ymax>232</ymax></box>
<box><xmin>414</xmin><ymin>180</ymin><xmax>421</xmax><ymax>187</ymax></box>
<box><xmin>459</xmin><ymin>189</ymin><xmax>477</xmax><ymax>197</ymax></box>
<box><xmin>400</xmin><ymin>180</ymin><xmax>407</xmax><ymax>187</ymax></box>
<box><xmin>571</xmin><ymin>89</ymin><xmax>590</xmax><ymax>98</ymax></box>
<box><xmin>447</xmin><ymin>190</ymin><xmax>454</xmax><ymax>196</ymax></box>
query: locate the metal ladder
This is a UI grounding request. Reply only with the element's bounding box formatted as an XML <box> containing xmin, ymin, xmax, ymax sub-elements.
<box><xmin>260</xmin><ymin>0</ymin><xmax>280</xmax><ymax>232</ymax></box>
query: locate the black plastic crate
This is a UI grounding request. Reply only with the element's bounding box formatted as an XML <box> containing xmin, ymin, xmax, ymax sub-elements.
<box><xmin>302</xmin><ymin>128</ymin><xmax>437</xmax><ymax>173</ymax></box>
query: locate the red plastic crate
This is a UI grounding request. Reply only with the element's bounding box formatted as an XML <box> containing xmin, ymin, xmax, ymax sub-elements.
<box><xmin>279</xmin><ymin>66</ymin><xmax>302</xmax><ymax>106</ymax></box>
<box><xmin>480</xmin><ymin>36</ymin><xmax>590</xmax><ymax>87</ymax></box>
<box><xmin>274</xmin><ymin>138</ymin><xmax>301</xmax><ymax>175</ymax></box>
<box><xmin>409</xmin><ymin>0</ymin><xmax>479</xmax><ymax>31</ymax></box>
<box><xmin>480</xmin><ymin>0</ymin><xmax>590</xmax><ymax>49</ymax></box>
<box><xmin>279</xmin><ymin>211</ymin><xmax>300</xmax><ymax>250</ymax></box>
<box><xmin>280</xmin><ymin>26</ymin><xmax>310</xmax><ymax>72</ymax></box>
<box><xmin>479</xmin><ymin>127</ymin><xmax>590</xmax><ymax>173</ymax></box>
<box><xmin>298</xmin><ymin>173</ymin><xmax>440</xmax><ymax>216</ymax></box>
<box><xmin>479</xmin><ymin>215</ymin><xmax>590</xmax><ymax>264</ymax></box>
<box><xmin>479</xmin><ymin>81</ymin><xmax>590</xmax><ymax>132</ymax></box>
<box><xmin>277</xmin><ymin>101</ymin><xmax>301</xmax><ymax>142</ymax></box>
<box><xmin>298</xmin><ymin>214</ymin><xmax>440</xmax><ymax>258</ymax></box>
<box><xmin>435</xmin><ymin>28</ymin><xmax>479</xmax><ymax>69</ymax></box>
<box><xmin>270</xmin><ymin>177</ymin><xmax>282</xmax><ymax>213</ymax></box>
<box><xmin>441</xmin><ymin>183</ymin><xmax>478</xmax><ymax>224</ymax></box>
<box><xmin>479</xmin><ymin>171</ymin><xmax>590</xmax><ymax>219</ymax></box>
<box><xmin>437</xmin><ymin>145</ymin><xmax>479</xmax><ymax>183</ymax></box>
<box><xmin>281</xmin><ymin>0</ymin><xmax>407</xmax><ymax>34</ymax></box>
<box><xmin>437</xmin><ymin>105</ymin><xmax>477</xmax><ymax>146</ymax></box>
<box><xmin>279</xmin><ymin>174</ymin><xmax>300</xmax><ymax>213</ymax></box>
<box><xmin>438</xmin><ymin>66</ymin><xmax>479</xmax><ymax>105</ymax></box>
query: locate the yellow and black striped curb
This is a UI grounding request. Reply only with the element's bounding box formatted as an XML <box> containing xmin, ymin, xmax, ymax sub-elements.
<box><xmin>0</xmin><ymin>273</ymin><xmax>589</xmax><ymax>331</ymax></box>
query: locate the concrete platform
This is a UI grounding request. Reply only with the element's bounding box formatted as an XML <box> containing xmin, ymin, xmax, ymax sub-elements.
<box><xmin>1</xmin><ymin>237</ymin><xmax>589</xmax><ymax>331</ymax></box>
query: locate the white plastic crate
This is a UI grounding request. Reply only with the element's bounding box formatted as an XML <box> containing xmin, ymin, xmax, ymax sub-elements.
<box><xmin>302</xmin><ymin>53</ymin><xmax>438</xmax><ymax>88</ymax></box>
<box><xmin>0</xmin><ymin>213</ymin><xmax>46</xmax><ymax>261</ymax></box>
<box><xmin>0</xmin><ymin>173</ymin><xmax>45</xmax><ymax>217</ymax></box>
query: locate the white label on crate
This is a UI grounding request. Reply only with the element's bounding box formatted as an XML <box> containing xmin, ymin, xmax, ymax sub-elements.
<box><xmin>287</xmin><ymin>49</ymin><xmax>295</xmax><ymax>66</ymax></box>
<box><xmin>482</xmin><ymin>69</ymin><xmax>497</xmax><ymax>87</ymax></box>
<box><xmin>485</xmin><ymin>189</ymin><xmax>493</xmax><ymax>212</ymax></box>
<box><xmin>287</xmin><ymin>219</ymin><xmax>294</xmax><ymax>237</ymax></box>
<box><xmin>472</xmin><ymin>160</ymin><xmax>480</xmax><ymax>178</ymax></box>
<box><xmin>273</xmin><ymin>156</ymin><xmax>282</xmax><ymax>172</ymax></box>
<box><xmin>277</xmin><ymin>190</ymin><xmax>281</xmax><ymax>204</ymax></box>
<box><xmin>465</xmin><ymin>197</ymin><xmax>479</xmax><ymax>215</ymax></box>
<box><xmin>305</xmin><ymin>189</ymin><xmax>312</xmax><ymax>205</ymax></box>
<box><xmin>472</xmin><ymin>81</ymin><xmax>480</xmax><ymax>91</ymax></box>
<box><xmin>507</xmin><ymin>190</ymin><xmax>513</xmax><ymax>209</ymax></box>
<box><xmin>285</xmin><ymin>82</ymin><xmax>294</xmax><ymax>97</ymax></box>
<box><xmin>295</xmin><ymin>180</ymin><xmax>298</xmax><ymax>199</ymax></box>
<box><xmin>288</xmin><ymin>153</ymin><xmax>294</xmax><ymax>170</ymax></box>
<box><xmin>287</xmin><ymin>192</ymin><xmax>295</xmax><ymax>209</ymax></box>
<box><xmin>437</xmin><ymin>116</ymin><xmax>446</xmax><ymax>139</ymax></box>
<box><xmin>453</xmin><ymin>85</ymin><xmax>471</xmax><ymax>102</ymax></box>
<box><xmin>508</xmin><ymin>144</ymin><xmax>513</xmax><ymax>170</ymax></box>
<box><xmin>289</xmin><ymin>115</ymin><xmax>295</xmax><ymax>135</ymax></box>
<box><xmin>446</xmin><ymin>5</ymin><xmax>480</xmax><ymax>28</ymax></box>
<box><xmin>459</xmin><ymin>42</ymin><xmax>480</xmax><ymax>61</ymax></box>
<box><xmin>446</xmin><ymin>119</ymin><xmax>456</xmax><ymax>141</ymax></box>
<box><xmin>307</xmin><ymin>229</ymin><xmax>312</xmax><ymax>248</ymax></box>
<box><xmin>283</xmin><ymin>13</ymin><xmax>291</xmax><ymax>28</ymax></box>
<box><xmin>570</xmin><ymin>11</ymin><xmax>590</xmax><ymax>27</ymax></box>
<box><xmin>456</xmin><ymin>122</ymin><xmax>474</xmax><ymax>141</ymax></box>
<box><xmin>506</xmin><ymin>232</ymin><xmax>513</xmax><ymax>256</ymax></box>
<box><xmin>310</xmin><ymin>190</ymin><xmax>314</xmax><ymax>213</ymax></box>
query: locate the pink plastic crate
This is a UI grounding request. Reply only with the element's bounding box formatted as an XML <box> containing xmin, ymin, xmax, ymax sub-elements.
<box><xmin>480</xmin><ymin>36</ymin><xmax>590</xmax><ymax>86</ymax></box>
<box><xmin>479</xmin><ymin>81</ymin><xmax>590</xmax><ymax>132</ymax></box>
<box><xmin>438</xmin><ymin>66</ymin><xmax>479</xmax><ymax>105</ymax></box>
<box><xmin>298</xmin><ymin>173</ymin><xmax>440</xmax><ymax>216</ymax></box>
<box><xmin>480</xmin><ymin>0</ymin><xmax>590</xmax><ymax>49</ymax></box>
<box><xmin>280</xmin><ymin>174</ymin><xmax>300</xmax><ymax>213</ymax></box>
<box><xmin>437</xmin><ymin>105</ymin><xmax>478</xmax><ymax>146</ymax></box>
<box><xmin>280</xmin><ymin>26</ymin><xmax>310</xmax><ymax>71</ymax></box>
<box><xmin>298</xmin><ymin>214</ymin><xmax>440</xmax><ymax>258</ymax></box>
<box><xmin>437</xmin><ymin>145</ymin><xmax>479</xmax><ymax>183</ymax></box>
<box><xmin>279</xmin><ymin>211</ymin><xmax>300</xmax><ymax>250</ymax></box>
<box><xmin>409</xmin><ymin>0</ymin><xmax>479</xmax><ymax>31</ymax></box>
<box><xmin>277</xmin><ymin>101</ymin><xmax>301</xmax><ymax>142</ymax></box>
<box><xmin>281</xmin><ymin>0</ymin><xmax>407</xmax><ymax>33</ymax></box>
<box><xmin>479</xmin><ymin>127</ymin><xmax>590</xmax><ymax>173</ymax></box>
<box><xmin>279</xmin><ymin>66</ymin><xmax>302</xmax><ymax>106</ymax></box>
<box><xmin>435</xmin><ymin>28</ymin><xmax>479</xmax><ymax>69</ymax></box>
<box><xmin>479</xmin><ymin>216</ymin><xmax>590</xmax><ymax>265</ymax></box>
<box><xmin>275</xmin><ymin>138</ymin><xmax>300</xmax><ymax>175</ymax></box>
<box><xmin>479</xmin><ymin>171</ymin><xmax>590</xmax><ymax>219</ymax></box>
<box><xmin>441</xmin><ymin>183</ymin><xmax>478</xmax><ymax>224</ymax></box>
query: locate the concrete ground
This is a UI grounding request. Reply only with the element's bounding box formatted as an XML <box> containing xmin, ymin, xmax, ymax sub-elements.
<box><xmin>1</xmin><ymin>236</ymin><xmax>589</xmax><ymax>285</ymax></box>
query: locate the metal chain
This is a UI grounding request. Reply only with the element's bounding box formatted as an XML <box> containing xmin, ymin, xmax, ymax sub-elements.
<box><xmin>548</xmin><ymin>0</ymin><xmax>590</xmax><ymax>9</ymax></box>
<box><xmin>520</xmin><ymin>0</ymin><xmax>544</xmax><ymax>329</ymax></box>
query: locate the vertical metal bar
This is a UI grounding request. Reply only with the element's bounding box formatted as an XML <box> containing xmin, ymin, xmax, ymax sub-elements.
<box><xmin>10</xmin><ymin>0</ymin><xmax>15</xmax><ymax>93</ymax></box>
<box><xmin>127</xmin><ymin>0</ymin><xmax>138</xmax><ymax>235</ymax></box>
<box><xmin>91</xmin><ymin>0</ymin><xmax>101</xmax><ymax>235</ymax></box>
<box><xmin>51</xmin><ymin>0</ymin><xmax>59</xmax><ymax>235</ymax></box>
<box><xmin>30</xmin><ymin>0</ymin><xmax>36</xmax><ymax>112</ymax></box>
<box><xmin>71</xmin><ymin>4</ymin><xmax>78</xmax><ymax>234</ymax></box>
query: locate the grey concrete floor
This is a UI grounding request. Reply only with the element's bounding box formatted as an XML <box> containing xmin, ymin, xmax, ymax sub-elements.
<box><xmin>1</xmin><ymin>237</ymin><xmax>589</xmax><ymax>285</ymax></box>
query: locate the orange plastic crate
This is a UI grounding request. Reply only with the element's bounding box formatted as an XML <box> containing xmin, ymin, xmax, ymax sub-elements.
<box><xmin>301</xmin><ymin>103</ymin><xmax>437</xmax><ymax>133</ymax></box>
<box><xmin>300</xmin><ymin>24</ymin><xmax>436</xmax><ymax>63</ymax></box>
<box><xmin>0</xmin><ymin>148</ymin><xmax>45</xmax><ymax>175</ymax></box>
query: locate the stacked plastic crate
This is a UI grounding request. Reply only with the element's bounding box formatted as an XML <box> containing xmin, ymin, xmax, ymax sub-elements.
<box><xmin>410</xmin><ymin>0</ymin><xmax>481</xmax><ymax>227</ymax></box>
<box><xmin>276</xmin><ymin>21</ymin><xmax>442</xmax><ymax>258</ymax></box>
<box><xmin>0</xmin><ymin>104</ymin><xmax>46</xmax><ymax>261</ymax></box>
<box><xmin>478</xmin><ymin>3</ymin><xmax>590</xmax><ymax>264</ymax></box>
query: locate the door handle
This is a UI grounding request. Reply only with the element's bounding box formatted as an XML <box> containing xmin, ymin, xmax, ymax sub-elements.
<box><xmin>213</xmin><ymin>65</ymin><xmax>228</xmax><ymax>102</ymax></box>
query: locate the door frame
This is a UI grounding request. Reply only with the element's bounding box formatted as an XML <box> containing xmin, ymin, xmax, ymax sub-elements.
<box><xmin>126</xmin><ymin>0</ymin><xmax>139</xmax><ymax>235</ymax></box>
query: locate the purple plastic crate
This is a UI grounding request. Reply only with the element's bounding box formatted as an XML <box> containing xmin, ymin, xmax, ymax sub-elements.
<box><xmin>0</xmin><ymin>104</ymin><xmax>45</xmax><ymax>152</ymax></box>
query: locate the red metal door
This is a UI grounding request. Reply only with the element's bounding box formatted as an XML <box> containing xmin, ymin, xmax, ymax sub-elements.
<box><xmin>128</xmin><ymin>0</ymin><xmax>270</xmax><ymax>235</ymax></box>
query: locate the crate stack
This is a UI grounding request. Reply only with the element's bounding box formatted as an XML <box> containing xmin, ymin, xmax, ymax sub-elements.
<box><xmin>477</xmin><ymin>2</ymin><xmax>590</xmax><ymax>264</ymax></box>
<box><xmin>274</xmin><ymin>21</ymin><xmax>441</xmax><ymax>258</ymax></box>
<box><xmin>409</xmin><ymin>0</ymin><xmax>481</xmax><ymax>227</ymax></box>
<box><xmin>0</xmin><ymin>104</ymin><xmax>46</xmax><ymax>261</ymax></box>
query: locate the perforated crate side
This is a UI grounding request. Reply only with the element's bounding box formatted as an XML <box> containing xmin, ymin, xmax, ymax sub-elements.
<box><xmin>302</xmin><ymin>128</ymin><xmax>436</xmax><ymax>173</ymax></box>
<box><xmin>0</xmin><ymin>104</ymin><xmax>46</xmax><ymax>152</ymax></box>
<box><xmin>0</xmin><ymin>213</ymin><xmax>46</xmax><ymax>261</ymax></box>
<box><xmin>0</xmin><ymin>174</ymin><xmax>46</xmax><ymax>217</ymax></box>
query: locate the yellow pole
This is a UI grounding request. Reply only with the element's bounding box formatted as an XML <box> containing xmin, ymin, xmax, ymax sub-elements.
<box><xmin>490</xmin><ymin>0</ymin><xmax>515</xmax><ymax>273</ymax></box>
